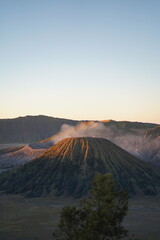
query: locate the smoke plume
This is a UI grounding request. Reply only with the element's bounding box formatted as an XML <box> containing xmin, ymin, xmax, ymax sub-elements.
<box><xmin>51</xmin><ymin>122</ymin><xmax>160</xmax><ymax>164</ymax></box>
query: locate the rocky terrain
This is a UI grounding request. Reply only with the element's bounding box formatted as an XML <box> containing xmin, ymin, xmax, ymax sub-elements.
<box><xmin>0</xmin><ymin>137</ymin><xmax>159</xmax><ymax>197</ymax></box>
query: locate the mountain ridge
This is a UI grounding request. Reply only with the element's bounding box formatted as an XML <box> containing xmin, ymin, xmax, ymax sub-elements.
<box><xmin>0</xmin><ymin>137</ymin><xmax>159</xmax><ymax>198</ymax></box>
<box><xmin>0</xmin><ymin>115</ymin><xmax>158</xmax><ymax>143</ymax></box>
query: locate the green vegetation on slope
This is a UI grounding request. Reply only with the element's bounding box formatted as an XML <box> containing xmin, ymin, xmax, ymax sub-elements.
<box><xmin>0</xmin><ymin>137</ymin><xmax>159</xmax><ymax>197</ymax></box>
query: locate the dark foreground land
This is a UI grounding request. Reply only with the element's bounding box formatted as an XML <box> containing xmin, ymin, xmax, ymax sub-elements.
<box><xmin>0</xmin><ymin>194</ymin><xmax>160</xmax><ymax>240</ymax></box>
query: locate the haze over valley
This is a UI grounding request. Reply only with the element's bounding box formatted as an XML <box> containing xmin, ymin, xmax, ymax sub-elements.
<box><xmin>0</xmin><ymin>116</ymin><xmax>159</xmax><ymax>173</ymax></box>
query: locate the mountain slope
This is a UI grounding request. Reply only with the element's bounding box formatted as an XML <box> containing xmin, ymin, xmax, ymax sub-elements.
<box><xmin>0</xmin><ymin>145</ymin><xmax>47</xmax><ymax>173</ymax></box>
<box><xmin>0</xmin><ymin>115</ymin><xmax>158</xmax><ymax>144</ymax></box>
<box><xmin>31</xmin><ymin>121</ymin><xmax>160</xmax><ymax>167</ymax></box>
<box><xmin>0</xmin><ymin>115</ymin><xmax>78</xmax><ymax>143</ymax></box>
<box><xmin>0</xmin><ymin>137</ymin><xmax>159</xmax><ymax>197</ymax></box>
<box><xmin>0</xmin><ymin>119</ymin><xmax>159</xmax><ymax>172</ymax></box>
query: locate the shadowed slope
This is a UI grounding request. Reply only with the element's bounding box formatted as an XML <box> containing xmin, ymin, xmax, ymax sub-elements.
<box><xmin>0</xmin><ymin>115</ymin><xmax>78</xmax><ymax>143</ymax></box>
<box><xmin>0</xmin><ymin>144</ymin><xmax>50</xmax><ymax>173</ymax></box>
<box><xmin>0</xmin><ymin>137</ymin><xmax>160</xmax><ymax>197</ymax></box>
<box><xmin>0</xmin><ymin>115</ymin><xmax>158</xmax><ymax>144</ymax></box>
<box><xmin>35</xmin><ymin>121</ymin><xmax>160</xmax><ymax>167</ymax></box>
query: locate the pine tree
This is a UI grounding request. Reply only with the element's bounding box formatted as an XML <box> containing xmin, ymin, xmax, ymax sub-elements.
<box><xmin>53</xmin><ymin>173</ymin><xmax>135</xmax><ymax>240</ymax></box>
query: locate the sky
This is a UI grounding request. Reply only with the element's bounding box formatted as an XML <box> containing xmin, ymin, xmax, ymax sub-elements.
<box><xmin>0</xmin><ymin>0</ymin><xmax>160</xmax><ymax>123</ymax></box>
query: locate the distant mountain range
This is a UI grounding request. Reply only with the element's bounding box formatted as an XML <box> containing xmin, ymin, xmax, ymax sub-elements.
<box><xmin>0</xmin><ymin>115</ymin><xmax>158</xmax><ymax>143</ymax></box>
<box><xmin>0</xmin><ymin>116</ymin><xmax>159</xmax><ymax>170</ymax></box>
<box><xmin>0</xmin><ymin>137</ymin><xmax>159</xmax><ymax>197</ymax></box>
<box><xmin>0</xmin><ymin>115</ymin><xmax>78</xmax><ymax>143</ymax></box>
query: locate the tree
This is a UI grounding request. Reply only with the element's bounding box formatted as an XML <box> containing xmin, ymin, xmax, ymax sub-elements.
<box><xmin>53</xmin><ymin>173</ymin><xmax>134</xmax><ymax>240</ymax></box>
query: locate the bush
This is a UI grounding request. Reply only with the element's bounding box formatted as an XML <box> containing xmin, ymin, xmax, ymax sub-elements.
<box><xmin>53</xmin><ymin>173</ymin><xmax>136</xmax><ymax>240</ymax></box>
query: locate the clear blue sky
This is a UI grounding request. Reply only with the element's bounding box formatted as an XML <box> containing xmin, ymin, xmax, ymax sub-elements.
<box><xmin>0</xmin><ymin>0</ymin><xmax>160</xmax><ymax>123</ymax></box>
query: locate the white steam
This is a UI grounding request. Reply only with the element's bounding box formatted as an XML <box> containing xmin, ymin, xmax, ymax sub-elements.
<box><xmin>51</xmin><ymin>122</ymin><xmax>160</xmax><ymax>164</ymax></box>
<box><xmin>52</xmin><ymin>122</ymin><xmax>114</xmax><ymax>144</ymax></box>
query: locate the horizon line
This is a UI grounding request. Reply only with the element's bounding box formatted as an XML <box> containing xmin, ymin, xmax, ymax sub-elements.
<box><xmin>0</xmin><ymin>114</ymin><xmax>159</xmax><ymax>125</ymax></box>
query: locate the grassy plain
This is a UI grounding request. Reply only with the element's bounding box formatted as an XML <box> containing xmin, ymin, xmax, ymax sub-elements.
<box><xmin>0</xmin><ymin>194</ymin><xmax>160</xmax><ymax>240</ymax></box>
